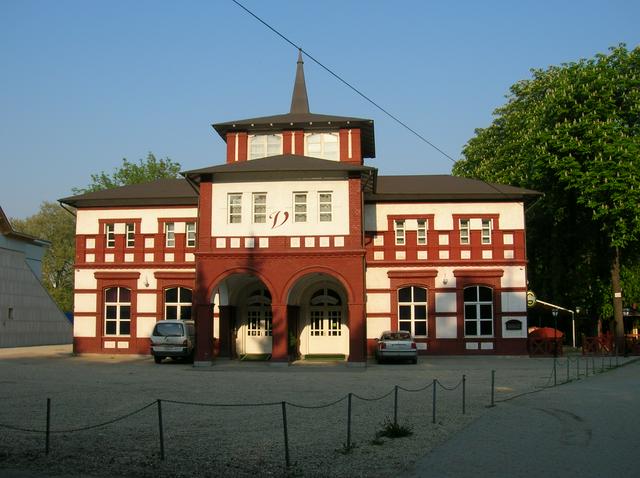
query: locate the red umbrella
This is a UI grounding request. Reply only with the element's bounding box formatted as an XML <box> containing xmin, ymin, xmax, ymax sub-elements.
<box><xmin>529</xmin><ymin>327</ymin><xmax>564</xmax><ymax>339</ymax></box>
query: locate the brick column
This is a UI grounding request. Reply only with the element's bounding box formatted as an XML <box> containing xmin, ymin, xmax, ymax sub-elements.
<box><xmin>348</xmin><ymin>302</ymin><xmax>366</xmax><ymax>363</ymax></box>
<box><xmin>271</xmin><ymin>304</ymin><xmax>288</xmax><ymax>362</ymax></box>
<box><xmin>194</xmin><ymin>303</ymin><xmax>213</xmax><ymax>364</ymax></box>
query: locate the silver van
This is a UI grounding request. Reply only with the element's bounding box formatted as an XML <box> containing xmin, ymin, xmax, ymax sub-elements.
<box><xmin>150</xmin><ymin>320</ymin><xmax>196</xmax><ymax>363</ymax></box>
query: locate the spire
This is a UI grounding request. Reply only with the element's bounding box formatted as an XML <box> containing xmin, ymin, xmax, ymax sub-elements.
<box><xmin>290</xmin><ymin>49</ymin><xmax>310</xmax><ymax>114</ymax></box>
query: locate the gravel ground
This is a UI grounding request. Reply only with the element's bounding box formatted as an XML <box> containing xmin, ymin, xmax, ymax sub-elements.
<box><xmin>0</xmin><ymin>346</ymin><xmax>631</xmax><ymax>478</ymax></box>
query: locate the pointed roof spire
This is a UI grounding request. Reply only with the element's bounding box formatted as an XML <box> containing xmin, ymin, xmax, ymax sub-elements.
<box><xmin>290</xmin><ymin>49</ymin><xmax>310</xmax><ymax>114</ymax></box>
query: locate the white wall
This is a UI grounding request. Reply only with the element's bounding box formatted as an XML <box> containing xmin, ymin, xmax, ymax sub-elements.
<box><xmin>76</xmin><ymin>208</ymin><xmax>197</xmax><ymax>235</ymax></box>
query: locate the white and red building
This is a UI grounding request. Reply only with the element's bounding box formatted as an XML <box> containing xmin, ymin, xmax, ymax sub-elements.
<box><xmin>60</xmin><ymin>53</ymin><xmax>539</xmax><ymax>364</ymax></box>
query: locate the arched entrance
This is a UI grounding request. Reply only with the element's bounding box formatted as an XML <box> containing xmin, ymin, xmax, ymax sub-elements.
<box><xmin>211</xmin><ymin>273</ymin><xmax>273</xmax><ymax>358</ymax></box>
<box><xmin>287</xmin><ymin>274</ymin><xmax>349</xmax><ymax>358</ymax></box>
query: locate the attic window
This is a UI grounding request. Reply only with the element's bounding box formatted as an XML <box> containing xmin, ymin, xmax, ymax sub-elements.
<box><xmin>249</xmin><ymin>134</ymin><xmax>282</xmax><ymax>160</ymax></box>
<box><xmin>305</xmin><ymin>133</ymin><xmax>339</xmax><ymax>161</ymax></box>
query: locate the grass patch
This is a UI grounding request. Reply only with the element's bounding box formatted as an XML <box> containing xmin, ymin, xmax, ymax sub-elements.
<box><xmin>335</xmin><ymin>442</ymin><xmax>357</xmax><ymax>455</ymax></box>
<box><xmin>375</xmin><ymin>418</ymin><xmax>413</xmax><ymax>439</ymax></box>
<box><xmin>239</xmin><ymin>354</ymin><xmax>271</xmax><ymax>361</ymax></box>
<box><xmin>303</xmin><ymin>354</ymin><xmax>346</xmax><ymax>361</ymax></box>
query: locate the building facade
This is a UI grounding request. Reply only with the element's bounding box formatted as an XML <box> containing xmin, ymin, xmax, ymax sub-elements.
<box><xmin>0</xmin><ymin>207</ymin><xmax>72</xmax><ymax>347</ymax></box>
<box><xmin>61</xmin><ymin>54</ymin><xmax>539</xmax><ymax>363</ymax></box>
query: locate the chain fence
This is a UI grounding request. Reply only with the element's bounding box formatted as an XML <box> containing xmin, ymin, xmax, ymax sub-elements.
<box><xmin>0</xmin><ymin>354</ymin><xmax>634</xmax><ymax>473</ymax></box>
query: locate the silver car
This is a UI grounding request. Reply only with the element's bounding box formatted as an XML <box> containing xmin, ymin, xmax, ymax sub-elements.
<box><xmin>150</xmin><ymin>320</ymin><xmax>196</xmax><ymax>363</ymax></box>
<box><xmin>375</xmin><ymin>330</ymin><xmax>418</xmax><ymax>364</ymax></box>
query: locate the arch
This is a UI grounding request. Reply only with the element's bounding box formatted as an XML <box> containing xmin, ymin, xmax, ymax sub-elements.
<box><xmin>282</xmin><ymin>265</ymin><xmax>355</xmax><ymax>306</ymax></box>
<box><xmin>205</xmin><ymin>267</ymin><xmax>276</xmax><ymax>306</ymax></box>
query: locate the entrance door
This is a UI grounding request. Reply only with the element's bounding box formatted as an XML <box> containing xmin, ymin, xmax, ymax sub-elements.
<box><xmin>244</xmin><ymin>288</ymin><xmax>272</xmax><ymax>354</ymax></box>
<box><xmin>307</xmin><ymin>288</ymin><xmax>347</xmax><ymax>355</ymax></box>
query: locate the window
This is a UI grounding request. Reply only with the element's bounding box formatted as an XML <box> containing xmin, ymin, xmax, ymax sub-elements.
<box><xmin>398</xmin><ymin>286</ymin><xmax>428</xmax><ymax>337</ymax></box>
<box><xmin>105</xmin><ymin>224</ymin><xmax>115</xmax><ymax>248</ymax></box>
<box><xmin>306</xmin><ymin>133</ymin><xmax>339</xmax><ymax>160</ymax></box>
<box><xmin>186</xmin><ymin>222</ymin><xmax>196</xmax><ymax>247</ymax></box>
<box><xmin>252</xmin><ymin>193</ymin><xmax>267</xmax><ymax>224</ymax></box>
<box><xmin>395</xmin><ymin>220</ymin><xmax>406</xmax><ymax>246</ymax></box>
<box><xmin>464</xmin><ymin>286</ymin><xmax>494</xmax><ymax>337</ymax></box>
<box><xmin>318</xmin><ymin>192</ymin><xmax>332</xmax><ymax>222</ymax></box>
<box><xmin>481</xmin><ymin>219</ymin><xmax>492</xmax><ymax>244</ymax></box>
<box><xmin>460</xmin><ymin>219</ymin><xmax>470</xmax><ymax>245</ymax></box>
<box><xmin>417</xmin><ymin>219</ymin><xmax>427</xmax><ymax>245</ymax></box>
<box><xmin>228</xmin><ymin>193</ymin><xmax>242</xmax><ymax>224</ymax></box>
<box><xmin>309</xmin><ymin>288</ymin><xmax>342</xmax><ymax>336</ymax></box>
<box><xmin>104</xmin><ymin>287</ymin><xmax>131</xmax><ymax>336</ymax></box>
<box><xmin>165</xmin><ymin>222</ymin><xmax>175</xmax><ymax>248</ymax></box>
<box><xmin>125</xmin><ymin>223</ymin><xmax>135</xmax><ymax>248</ymax></box>
<box><xmin>164</xmin><ymin>287</ymin><xmax>192</xmax><ymax>320</ymax></box>
<box><xmin>249</xmin><ymin>134</ymin><xmax>282</xmax><ymax>160</ymax></box>
<box><xmin>247</xmin><ymin>288</ymin><xmax>272</xmax><ymax>337</ymax></box>
<box><xmin>294</xmin><ymin>192</ymin><xmax>307</xmax><ymax>223</ymax></box>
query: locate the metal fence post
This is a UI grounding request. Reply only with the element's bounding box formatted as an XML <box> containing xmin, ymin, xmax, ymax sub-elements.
<box><xmin>553</xmin><ymin>356</ymin><xmax>557</xmax><ymax>386</ymax></box>
<box><xmin>462</xmin><ymin>375</ymin><xmax>466</xmax><ymax>415</ymax></box>
<box><xmin>393</xmin><ymin>385</ymin><xmax>399</xmax><ymax>426</ymax></box>
<box><xmin>346</xmin><ymin>393</ymin><xmax>352</xmax><ymax>450</ymax></box>
<box><xmin>45</xmin><ymin>398</ymin><xmax>51</xmax><ymax>455</ymax></box>
<box><xmin>281</xmin><ymin>402</ymin><xmax>291</xmax><ymax>468</ymax></box>
<box><xmin>577</xmin><ymin>356</ymin><xmax>580</xmax><ymax>380</ymax></box>
<box><xmin>157</xmin><ymin>399</ymin><xmax>165</xmax><ymax>461</ymax></box>
<box><xmin>566</xmin><ymin>358</ymin><xmax>570</xmax><ymax>383</ymax></box>
<box><xmin>432</xmin><ymin>379</ymin><xmax>437</xmax><ymax>424</ymax></box>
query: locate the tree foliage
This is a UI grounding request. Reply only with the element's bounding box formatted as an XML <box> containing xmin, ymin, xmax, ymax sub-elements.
<box><xmin>11</xmin><ymin>202</ymin><xmax>76</xmax><ymax>312</ymax></box>
<box><xmin>73</xmin><ymin>153</ymin><xmax>182</xmax><ymax>194</ymax></box>
<box><xmin>454</xmin><ymin>45</ymin><xmax>640</xmax><ymax>325</ymax></box>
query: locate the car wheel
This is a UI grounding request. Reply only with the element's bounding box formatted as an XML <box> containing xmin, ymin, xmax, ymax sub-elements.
<box><xmin>154</xmin><ymin>356</ymin><xmax>163</xmax><ymax>364</ymax></box>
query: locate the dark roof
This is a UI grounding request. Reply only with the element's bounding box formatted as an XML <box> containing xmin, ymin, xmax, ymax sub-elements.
<box><xmin>183</xmin><ymin>155</ymin><xmax>375</xmax><ymax>183</ymax></box>
<box><xmin>211</xmin><ymin>53</ymin><xmax>376</xmax><ymax>159</ymax></box>
<box><xmin>59</xmin><ymin>178</ymin><xmax>198</xmax><ymax>208</ymax></box>
<box><xmin>367</xmin><ymin>175</ymin><xmax>542</xmax><ymax>202</ymax></box>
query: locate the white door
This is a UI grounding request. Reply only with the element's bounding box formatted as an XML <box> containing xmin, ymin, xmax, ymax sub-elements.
<box><xmin>244</xmin><ymin>291</ymin><xmax>272</xmax><ymax>354</ymax></box>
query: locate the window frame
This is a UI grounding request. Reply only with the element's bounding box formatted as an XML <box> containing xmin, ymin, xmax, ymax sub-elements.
<box><xmin>248</xmin><ymin>134</ymin><xmax>283</xmax><ymax>160</ymax></box>
<box><xmin>164</xmin><ymin>222</ymin><xmax>175</xmax><ymax>248</ymax></box>
<box><xmin>481</xmin><ymin>219</ymin><xmax>492</xmax><ymax>245</ymax></box>
<box><xmin>186</xmin><ymin>222</ymin><xmax>196</xmax><ymax>248</ymax></box>
<box><xmin>397</xmin><ymin>286</ymin><xmax>428</xmax><ymax>337</ymax></box>
<box><xmin>318</xmin><ymin>191</ymin><xmax>333</xmax><ymax>222</ymax></box>
<box><xmin>104</xmin><ymin>287</ymin><xmax>131</xmax><ymax>336</ymax></box>
<box><xmin>164</xmin><ymin>287</ymin><xmax>193</xmax><ymax>321</ymax></box>
<box><xmin>459</xmin><ymin>219</ymin><xmax>470</xmax><ymax>245</ymax></box>
<box><xmin>125</xmin><ymin>223</ymin><xmax>135</xmax><ymax>248</ymax></box>
<box><xmin>293</xmin><ymin>192</ymin><xmax>308</xmax><ymax>223</ymax></box>
<box><xmin>463</xmin><ymin>285</ymin><xmax>494</xmax><ymax>337</ymax></box>
<box><xmin>394</xmin><ymin>220</ymin><xmax>406</xmax><ymax>246</ymax></box>
<box><xmin>305</xmin><ymin>132</ymin><xmax>339</xmax><ymax>160</ymax></box>
<box><xmin>228</xmin><ymin>193</ymin><xmax>242</xmax><ymax>224</ymax></box>
<box><xmin>105</xmin><ymin>223</ymin><xmax>115</xmax><ymax>249</ymax></box>
<box><xmin>252</xmin><ymin>192</ymin><xmax>267</xmax><ymax>224</ymax></box>
<box><xmin>417</xmin><ymin>219</ymin><xmax>427</xmax><ymax>245</ymax></box>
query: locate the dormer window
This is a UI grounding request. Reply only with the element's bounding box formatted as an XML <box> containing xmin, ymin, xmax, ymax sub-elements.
<box><xmin>305</xmin><ymin>133</ymin><xmax>339</xmax><ymax>161</ymax></box>
<box><xmin>249</xmin><ymin>134</ymin><xmax>282</xmax><ymax>160</ymax></box>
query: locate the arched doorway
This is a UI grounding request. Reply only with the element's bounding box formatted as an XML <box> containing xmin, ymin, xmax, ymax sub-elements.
<box><xmin>243</xmin><ymin>287</ymin><xmax>272</xmax><ymax>354</ymax></box>
<box><xmin>287</xmin><ymin>274</ymin><xmax>349</xmax><ymax>358</ymax></box>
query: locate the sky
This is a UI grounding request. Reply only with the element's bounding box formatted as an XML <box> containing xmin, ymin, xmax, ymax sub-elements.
<box><xmin>1</xmin><ymin>0</ymin><xmax>638</xmax><ymax>219</ymax></box>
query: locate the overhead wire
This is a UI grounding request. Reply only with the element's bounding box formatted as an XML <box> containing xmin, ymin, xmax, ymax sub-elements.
<box><xmin>230</xmin><ymin>0</ymin><xmax>518</xmax><ymax>198</ymax></box>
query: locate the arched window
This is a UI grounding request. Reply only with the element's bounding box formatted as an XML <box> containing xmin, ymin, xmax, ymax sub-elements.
<box><xmin>247</xmin><ymin>288</ymin><xmax>272</xmax><ymax>336</ymax></box>
<box><xmin>306</xmin><ymin>133</ymin><xmax>339</xmax><ymax>160</ymax></box>
<box><xmin>464</xmin><ymin>286</ymin><xmax>493</xmax><ymax>337</ymax></box>
<box><xmin>104</xmin><ymin>287</ymin><xmax>131</xmax><ymax>336</ymax></box>
<box><xmin>398</xmin><ymin>286</ymin><xmax>428</xmax><ymax>337</ymax></box>
<box><xmin>310</xmin><ymin>287</ymin><xmax>342</xmax><ymax>336</ymax></box>
<box><xmin>164</xmin><ymin>287</ymin><xmax>192</xmax><ymax>320</ymax></box>
<box><xmin>249</xmin><ymin>134</ymin><xmax>282</xmax><ymax>160</ymax></box>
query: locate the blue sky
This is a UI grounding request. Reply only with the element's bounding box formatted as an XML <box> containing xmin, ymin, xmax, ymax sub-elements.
<box><xmin>1</xmin><ymin>0</ymin><xmax>638</xmax><ymax>219</ymax></box>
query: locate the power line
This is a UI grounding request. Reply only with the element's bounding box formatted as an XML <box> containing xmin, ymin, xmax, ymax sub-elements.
<box><xmin>231</xmin><ymin>0</ymin><xmax>458</xmax><ymax>165</ymax></box>
<box><xmin>231</xmin><ymin>0</ymin><xmax>517</xmax><ymax>200</ymax></box>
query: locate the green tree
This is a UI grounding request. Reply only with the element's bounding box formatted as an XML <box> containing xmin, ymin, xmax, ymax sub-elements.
<box><xmin>454</xmin><ymin>45</ymin><xmax>640</xmax><ymax>342</ymax></box>
<box><xmin>12</xmin><ymin>202</ymin><xmax>76</xmax><ymax>312</ymax></box>
<box><xmin>73</xmin><ymin>153</ymin><xmax>181</xmax><ymax>194</ymax></box>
